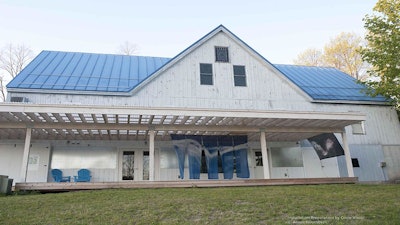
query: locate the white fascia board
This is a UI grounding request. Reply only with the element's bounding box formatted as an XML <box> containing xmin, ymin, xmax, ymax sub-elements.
<box><xmin>0</xmin><ymin>103</ymin><xmax>366</xmax><ymax>122</ymax></box>
<box><xmin>217</xmin><ymin>29</ymin><xmax>314</xmax><ymax>102</ymax></box>
<box><xmin>129</xmin><ymin>27</ymin><xmax>224</xmax><ymax>95</ymax></box>
<box><xmin>6</xmin><ymin>88</ymin><xmax>131</xmax><ymax>96</ymax></box>
<box><xmin>311</xmin><ymin>99</ymin><xmax>390</xmax><ymax>106</ymax></box>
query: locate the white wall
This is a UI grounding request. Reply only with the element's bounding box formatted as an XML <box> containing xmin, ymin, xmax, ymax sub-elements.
<box><xmin>0</xmin><ymin>142</ymin><xmax>50</xmax><ymax>184</ymax></box>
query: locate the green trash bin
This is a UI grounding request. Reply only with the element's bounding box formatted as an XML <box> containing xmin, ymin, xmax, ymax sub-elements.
<box><xmin>6</xmin><ymin>179</ymin><xmax>13</xmax><ymax>195</ymax></box>
<box><xmin>0</xmin><ymin>175</ymin><xmax>9</xmax><ymax>194</ymax></box>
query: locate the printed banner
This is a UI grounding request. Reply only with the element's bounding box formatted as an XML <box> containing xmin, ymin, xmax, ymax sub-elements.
<box><xmin>308</xmin><ymin>133</ymin><xmax>344</xmax><ymax>160</ymax></box>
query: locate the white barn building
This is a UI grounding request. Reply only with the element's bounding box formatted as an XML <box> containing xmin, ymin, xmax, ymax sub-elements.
<box><xmin>1</xmin><ymin>25</ymin><xmax>399</xmax><ymax>186</ymax></box>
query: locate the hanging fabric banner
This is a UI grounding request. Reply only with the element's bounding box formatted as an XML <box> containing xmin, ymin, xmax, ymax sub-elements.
<box><xmin>233</xmin><ymin>136</ymin><xmax>250</xmax><ymax>178</ymax></box>
<box><xmin>203</xmin><ymin>135</ymin><xmax>219</xmax><ymax>179</ymax></box>
<box><xmin>172</xmin><ymin>134</ymin><xmax>187</xmax><ymax>179</ymax></box>
<box><xmin>219</xmin><ymin>136</ymin><xmax>234</xmax><ymax>179</ymax></box>
<box><xmin>308</xmin><ymin>133</ymin><xmax>344</xmax><ymax>160</ymax></box>
<box><xmin>171</xmin><ymin>135</ymin><xmax>249</xmax><ymax>180</ymax></box>
<box><xmin>186</xmin><ymin>135</ymin><xmax>202</xmax><ymax>179</ymax></box>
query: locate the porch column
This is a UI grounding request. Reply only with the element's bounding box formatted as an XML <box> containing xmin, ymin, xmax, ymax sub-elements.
<box><xmin>260</xmin><ymin>131</ymin><xmax>271</xmax><ymax>179</ymax></box>
<box><xmin>20</xmin><ymin>128</ymin><xmax>32</xmax><ymax>182</ymax></box>
<box><xmin>149</xmin><ymin>130</ymin><xmax>155</xmax><ymax>181</ymax></box>
<box><xmin>341</xmin><ymin>131</ymin><xmax>354</xmax><ymax>177</ymax></box>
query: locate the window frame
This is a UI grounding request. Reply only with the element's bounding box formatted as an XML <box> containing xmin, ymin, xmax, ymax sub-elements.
<box><xmin>199</xmin><ymin>63</ymin><xmax>213</xmax><ymax>85</ymax></box>
<box><xmin>215</xmin><ymin>46</ymin><xmax>229</xmax><ymax>63</ymax></box>
<box><xmin>233</xmin><ymin>65</ymin><xmax>247</xmax><ymax>87</ymax></box>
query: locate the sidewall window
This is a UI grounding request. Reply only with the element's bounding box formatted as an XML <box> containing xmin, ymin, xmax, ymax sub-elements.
<box><xmin>200</xmin><ymin>63</ymin><xmax>213</xmax><ymax>85</ymax></box>
<box><xmin>233</xmin><ymin>65</ymin><xmax>246</xmax><ymax>86</ymax></box>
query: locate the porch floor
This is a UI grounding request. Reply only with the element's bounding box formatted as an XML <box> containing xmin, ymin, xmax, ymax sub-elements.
<box><xmin>15</xmin><ymin>177</ymin><xmax>358</xmax><ymax>192</ymax></box>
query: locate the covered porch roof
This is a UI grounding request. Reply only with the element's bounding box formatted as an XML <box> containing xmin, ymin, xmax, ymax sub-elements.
<box><xmin>0</xmin><ymin>103</ymin><xmax>366</xmax><ymax>142</ymax></box>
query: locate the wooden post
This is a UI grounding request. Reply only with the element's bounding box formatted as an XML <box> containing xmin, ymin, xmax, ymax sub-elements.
<box><xmin>260</xmin><ymin>131</ymin><xmax>270</xmax><ymax>179</ymax></box>
<box><xmin>149</xmin><ymin>130</ymin><xmax>155</xmax><ymax>181</ymax></box>
<box><xmin>20</xmin><ymin>128</ymin><xmax>32</xmax><ymax>182</ymax></box>
<box><xmin>341</xmin><ymin>131</ymin><xmax>354</xmax><ymax>177</ymax></box>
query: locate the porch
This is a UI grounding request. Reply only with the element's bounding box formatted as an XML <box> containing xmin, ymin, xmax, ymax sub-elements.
<box><xmin>0</xmin><ymin>103</ymin><xmax>366</xmax><ymax>183</ymax></box>
<box><xmin>15</xmin><ymin>177</ymin><xmax>358</xmax><ymax>192</ymax></box>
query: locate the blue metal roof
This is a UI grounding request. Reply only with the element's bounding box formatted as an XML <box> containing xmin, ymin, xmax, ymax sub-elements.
<box><xmin>7</xmin><ymin>51</ymin><xmax>170</xmax><ymax>92</ymax></box>
<box><xmin>274</xmin><ymin>64</ymin><xmax>387</xmax><ymax>102</ymax></box>
<box><xmin>7</xmin><ymin>50</ymin><xmax>386</xmax><ymax>103</ymax></box>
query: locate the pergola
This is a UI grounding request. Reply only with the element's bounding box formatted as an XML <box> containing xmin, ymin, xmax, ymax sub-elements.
<box><xmin>0</xmin><ymin>103</ymin><xmax>365</xmax><ymax>182</ymax></box>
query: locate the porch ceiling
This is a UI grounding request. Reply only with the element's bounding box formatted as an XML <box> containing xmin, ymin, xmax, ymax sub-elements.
<box><xmin>0</xmin><ymin>103</ymin><xmax>366</xmax><ymax>142</ymax></box>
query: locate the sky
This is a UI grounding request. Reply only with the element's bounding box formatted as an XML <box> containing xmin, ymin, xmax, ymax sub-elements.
<box><xmin>0</xmin><ymin>0</ymin><xmax>377</xmax><ymax>64</ymax></box>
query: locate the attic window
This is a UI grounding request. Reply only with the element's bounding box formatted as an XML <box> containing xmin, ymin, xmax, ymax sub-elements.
<box><xmin>10</xmin><ymin>97</ymin><xmax>28</xmax><ymax>102</ymax></box>
<box><xmin>215</xmin><ymin>47</ymin><xmax>229</xmax><ymax>62</ymax></box>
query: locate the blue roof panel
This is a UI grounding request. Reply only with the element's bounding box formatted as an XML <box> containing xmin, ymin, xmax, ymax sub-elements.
<box><xmin>274</xmin><ymin>64</ymin><xmax>387</xmax><ymax>102</ymax></box>
<box><xmin>7</xmin><ymin>50</ymin><xmax>386</xmax><ymax>103</ymax></box>
<box><xmin>7</xmin><ymin>51</ymin><xmax>170</xmax><ymax>93</ymax></box>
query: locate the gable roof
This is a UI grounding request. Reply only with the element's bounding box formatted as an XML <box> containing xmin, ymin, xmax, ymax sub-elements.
<box><xmin>7</xmin><ymin>25</ymin><xmax>387</xmax><ymax>104</ymax></box>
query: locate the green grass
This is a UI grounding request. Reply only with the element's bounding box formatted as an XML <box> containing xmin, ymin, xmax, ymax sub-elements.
<box><xmin>0</xmin><ymin>184</ymin><xmax>399</xmax><ymax>224</ymax></box>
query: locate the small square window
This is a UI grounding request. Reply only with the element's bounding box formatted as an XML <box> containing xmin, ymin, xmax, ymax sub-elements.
<box><xmin>352</xmin><ymin>158</ymin><xmax>360</xmax><ymax>167</ymax></box>
<box><xmin>215</xmin><ymin>47</ymin><xmax>229</xmax><ymax>62</ymax></box>
<box><xmin>200</xmin><ymin>63</ymin><xmax>213</xmax><ymax>85</ymax></box>
<box><xmin>233</xmin><ymin>65</ymin><xmax>246</xmax><ymax>86</ymax></box>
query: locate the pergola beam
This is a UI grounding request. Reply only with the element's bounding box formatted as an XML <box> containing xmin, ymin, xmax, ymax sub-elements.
<box><xmin>0</xmin><ymin>103</ymin><xmax>366</xmax><ymax>121</ymax></box>
<box><xmin>0</xmin><ymin>121</ymin><xmax>346</xmax><ymax>133</ymax></box>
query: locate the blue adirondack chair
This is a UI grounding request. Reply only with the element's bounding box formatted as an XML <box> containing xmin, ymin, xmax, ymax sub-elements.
<box><xmin>74</xmin><ymin>169</ymin><xmax>91</xmax><ymax>182</ymax></box>
<box><xmin>51</xmin><ymin>169</ymin><xmax>71</xmax><ymax>182</ymax></box>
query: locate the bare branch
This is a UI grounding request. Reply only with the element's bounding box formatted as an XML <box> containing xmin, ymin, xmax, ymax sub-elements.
<box><xmin>0</xmin><ymin>43</ymin><xmax>34</xmax><ymax>102</ymax></box>
<box><xmin>293</xmin><ymin>48</ymin><xmax>325</xmax><ymax>67</ymax></box>
<box><xmin>117</xmin><ymin>41</ymin><xmax>139</xmax><ymax>56</ymax></box>
<box><xmin>0</xmin><ymin>75</ymin><xmax>6</xmax><ymax>101</ymax></box>
<box><xmin>0</xmin><ymin>43</ymin><xmax>34</xmax><ymax>78</ymax></box>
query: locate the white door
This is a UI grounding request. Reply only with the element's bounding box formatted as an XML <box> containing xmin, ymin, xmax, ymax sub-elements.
<box><xmin>253</xmin><ymin>150</ymin><xmax>264</xmax><ymax>179</ymax></box>
<box><xmin>26</xmin><ymin>145</ymin><xmax>51</xmax><ymax>182</ymax></box>
<box><xmin>119</xmin><ymin>149</ymin><xmax>149</xmax><ymax>181</ymax></box>
<box><xmin>302</xmin><ymin>147</ymin><xmax>340</xmax><ymax>178</ymax></box>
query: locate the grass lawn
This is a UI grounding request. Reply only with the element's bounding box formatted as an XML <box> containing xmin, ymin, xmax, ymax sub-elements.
<box><xmin>0</xmin><ymin>184</ymin><xmax>399</xmax><ymax>224</ymax></box>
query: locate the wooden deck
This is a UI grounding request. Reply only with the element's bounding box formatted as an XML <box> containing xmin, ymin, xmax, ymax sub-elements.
<box><xmin>15</xmin><ymin>177</ymin><xmax>358</xmax><ymax>192</ymax></box>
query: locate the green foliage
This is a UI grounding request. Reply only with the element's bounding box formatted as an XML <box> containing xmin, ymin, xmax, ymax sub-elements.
<box><xmin>323</xmin><ymin>32</ymin><xmax>364</xmax><ymax>79</ymax></box>
<box><xmin>361</xmin><ymin>0</ymin><xmax>400</xmax><ymax>110</ymax></box>
<box><xmin>0</xmin><ymin>185</ymin><xmax>399</xmax><ymax>224</ymax></box>
<box><xmin>294</xmin><ymin>32</ymin><xmax>364</xmax><ymax>80</ymax></box>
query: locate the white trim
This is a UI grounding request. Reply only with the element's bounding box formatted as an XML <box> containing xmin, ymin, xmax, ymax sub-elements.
<box><xmin>341</xmin><ymin>131</ymin><xmax>355</xmax><ymax>177</ymax></box>
<box><xmin>311</xmin><ymin>100</ymin><xmax>389</xmax><ymax>106</ymax></box>
<box><xmin>260</xmin><ymin>131</ymin><xmax>270</xmax><ymax>179</ymax></box>
<box><xmin>149</xmin><ymin>130</ymin><xmax>155</xmax><ymax>181</ymax></box>
<box><xmin>6</xmin><ymin>88</ymin><xmax>132</xmax><ymax>96</ymax></box>
<box><xmin>220</xmin><ymin>30</ymin><xmax>313</xmax><ymax>102</ymax></box>
<box><xmin>129</xmin><ymin>28</ymin><xmax>223</xmax><ymax>95</ymax></box>
<box><xmin>0</xmin><ymin>103</ymin><xmax>366</xmax><ymax>121</ymax></box>
<box><xmin>20</xmin><ymin>128</ymin><xmax>32</xmax><ymax>182</ymax></box>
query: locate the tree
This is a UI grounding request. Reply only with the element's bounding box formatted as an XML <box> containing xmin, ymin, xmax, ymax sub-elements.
<box><xmin>0</xmin><ymin>44</ymin><xmax>34</xmax><ymax>101</ymax></box>
<box><xmin>293</xmin><ymin>48</ymin><xmax>325</xmax><ymax>66</ymax></box>
<box><xmin>323</xmin><ymin>32</ymin><xmax>364</xmax><ymax>79</ymax></box>
<box><xmin>117</xmin><ymin>41</ymin><xmax>139</xmax><ymax>56</ymax></box>
<box><xmin>294</xmin><ymin>33</ymin><xmax>364</xmax><ymax>80</ymax></box>
<box><xmin>360</xmin><ymin>0</ymin><xmax>400</xmax><ymax>110</ymax></box>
